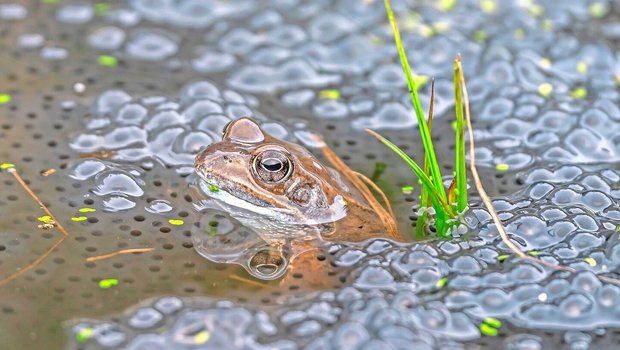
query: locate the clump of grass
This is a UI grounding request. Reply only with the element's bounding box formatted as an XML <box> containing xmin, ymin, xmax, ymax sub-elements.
<box><xmin>366</xmin><ymin>0</ymin><xmax>468</xmax><ymax>238</ymax></box>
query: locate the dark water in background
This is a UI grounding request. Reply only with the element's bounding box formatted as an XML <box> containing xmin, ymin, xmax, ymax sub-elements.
<box><xmin>1</xmin><ymin>0</ymin><xmax>620</xmax><ymax>349</ymax></box>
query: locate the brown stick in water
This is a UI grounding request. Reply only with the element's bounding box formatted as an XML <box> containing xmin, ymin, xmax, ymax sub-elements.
<box><xmin>355</xmin><ymin>171</ymin><xmax>396</xmax><ymax>221</ymax></box>
<box><xmin>0</xmin><ymin>168</ymin><xmax>70</xmax><ymax>287</ymax></box>
<box><xmin>86</xmin><ymin>248</ymin><xmax>155</xmax><ymax>262</ymax></box>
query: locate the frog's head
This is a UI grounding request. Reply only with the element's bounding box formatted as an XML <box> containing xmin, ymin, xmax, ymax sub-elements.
<box><xmin>194</xmin><ymin>118</ymin><xmax>348</xmax><ymax>234</ymax></box>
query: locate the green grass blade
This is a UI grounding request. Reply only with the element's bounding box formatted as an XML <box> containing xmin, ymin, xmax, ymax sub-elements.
<box><xmin>366</xmin><ymin>129</ymin><xmax>454</xmax><ymax>220</ymax></box>
<box><xmin>416</xmin><ymin>79</ymin><xmax>435</xmax><ymax>238</ymax></box>
<box><xmin>384</xmin><ymin>0</ymin><xmax>447</xmax><ymax>204</ymax></box>
<box><xmin>453</xmin><ymin>56</ymin><xmax>468</xmax><ymax>213</ymax></box>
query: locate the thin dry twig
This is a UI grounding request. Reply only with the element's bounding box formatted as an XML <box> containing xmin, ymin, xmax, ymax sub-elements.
<box><xmin>457</xmin><ymin>56</ymin><xmax>620</xmax><ymax>286</ymax></box>
<box><xmin>0</xmin><ymin>168</ymin><xmax>69</xmax><ymax>287</ymax></box>
<box><xmin>228</xmin><ymin>274</ymin><xmax>266</xmax><ymax>288</ymax></box>
<box><xmin>312</xmin><ymin>135</ymin><xmax>401</xmax><ymax>240</ymax></box>
<box><xmin>86</xmin><ymin>248</ymin><xmax>155</xmax><ymax>262</ymax></box>
<box><xmin>354</xmin><ymin>171</ymin><xmax>396</xmax><ymax>220</ymax></box>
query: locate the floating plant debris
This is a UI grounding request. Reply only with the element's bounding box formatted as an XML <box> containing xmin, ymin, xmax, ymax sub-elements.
<box><xmin>99</xmin><ymin>279</ymin><xmax>119</xmax><ymax>289</ymax></box>
<box><xmin>1</xmin><ymin>0</ymin><xmax>620</xmax><ymax>349</ymax></box>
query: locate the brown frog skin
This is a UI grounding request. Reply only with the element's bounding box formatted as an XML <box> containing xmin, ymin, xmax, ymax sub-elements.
<box><xmin>194</xmin><ymin>117</ymin><xmax>392</xmax><ymax>244</ymax></box>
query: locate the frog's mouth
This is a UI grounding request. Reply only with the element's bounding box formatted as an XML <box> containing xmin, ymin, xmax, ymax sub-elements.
<box><xmin>197</xmin><ymin>176</ymin><xmax>297</xmax><ymax>220</ymax></box>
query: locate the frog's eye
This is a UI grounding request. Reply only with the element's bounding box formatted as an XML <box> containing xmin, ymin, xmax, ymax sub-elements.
<box><xmin>252</xmin><ymin>149</ymin><xmax>293</xmax><ymax>183</ymax></box>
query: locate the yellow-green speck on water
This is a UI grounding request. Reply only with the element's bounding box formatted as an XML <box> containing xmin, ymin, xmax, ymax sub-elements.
<box><xmin>99</xmin><ymin>279</ymin><xmax>119</xmax><ymax>289</ymax></box>
<box><xmin>584</xmin><ymin>257</ymin><xmax>597</xmax><ymax>267</ymax></box>
<box><xmin>75</xmin><ymin>328</ymin><xmax>95</xmax><ymax>344</ymax></box>
<box><xmin>38</xmin><ymin>216</ymin><xmax>54</xmax><ymax>224</ymax></box>
<box><xmin>538</xmin><ymin>82</ymin><xmax>553</xmax><ymax>97</ymax></box>
<box><xmin>319</xmin><ymin>89</ymin><xmax>341</xmax><ymax>100</ymax></box>
<box><xmin>193</xmin><ymin>331</ymin><xmax>210</xmax><ymax>344</ymax></box>
<box><xmin>0</xmin><ymin>94</ymin><xmax>11</xmax><ymax>105</ymax></box>
<box><xmin>401</xmin><ymin>185</ymin><xmax>414</xmax><ymax>194</ymax></box>
<box><xmin>570</xmin><ymin>87</ymin><xmax>587</xmax><ymax>99</ymax></box>
<box><xmin>168</xmin><ymin>219</ymin><xmax>184</xmax><ymax>226</ymax></box>
<box><xmin>483</xmin><ymin>317</ymin><xmax>502</xmax><ymax>329</ymax></box>
<box><xmin>98</xmin><ymin>55</ymin><xmax>118</xmax><ymax>67</ymax></box>
<box><xmin>480</xmin><ymin>317</ymin><xmax>502</xmax><ymax>336</ymax></box>
<box><xmin>495</xmin><ymin>164</ymin><xmax>510</xmax><ymax>172</ymax></box>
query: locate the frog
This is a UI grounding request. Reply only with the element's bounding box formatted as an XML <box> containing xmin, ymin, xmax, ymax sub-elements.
<box><xmin>194</xmin><ymin>117</ymin><xmax>401</xmax><ymax>279</ymax></box>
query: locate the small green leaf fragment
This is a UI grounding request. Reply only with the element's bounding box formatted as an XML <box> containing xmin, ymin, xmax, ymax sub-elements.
<box><xmin>495</xmin><ymin>164</ymin><xmax>510</xmax><ymax>172</ymax></box>
<box><xmin>528</xmin><ymin>4</ymin><xmax>544</xmax><ymax>17</ymax></box>
<box><xmin>98</xmin><ymin>55</ymin><xmax>118</xmax><ymax>67</ymax></box>
<box><xmin>584</xmin><ymin>257</ymin><xmax>597</xmax><ymax>267</ymax></box>
<box><xmin>589</xmin><ymin>3</ymin><xmax>607</xmax><ymax>18</ymax></box>
<box><xmin>76</xmin><ymin>328</ymin><xmax>95</xmax><ymax>344</ymax></box>
<box><xmin>438</xmin><ymin>0</ymin><xmax>457</xmax><ymax>11</ymax></box>
<box><xmin>497</xmin><ymin>254</ymin><xmax>510</xmax><ymax>262</ymax></box>
<box><xmin>484</xmin><ymin>317</ymin><xmax>502</xmax><ymax>329</ymax></box>
<box><xmin>413</xmin><ymin>75</ymin><xmax>429</xmax><ymax>89</ymax></box>
<box><xmin>193</xmin><ymin>330</ymin><xmax>210</xmax><ymax>344</ymax></box>
<box><xmin>79</xmin><ymin>207</ymin><xmax>97</xmax><ymax>213</ymax></box>
<box><xmin>528</xmin><ymin>250</ymin><xmax>539</xmax><ymax>256</ymax></box>
<box><xmin>576</xmin><ymin>61</ymin><xmax>588</xmax><ymax>74</ymax></box>
<box><xmin>94</xmin><ymin>3</ymin><xmax>110</xmax><ymax>16</ymax></box>
<box><xmin>480</xmin><ymin>0</ymin><xmax>497</xmax><ymax>14</ymax></box>
<box><xmin>71</xmin><ymin>216</ymin><xmax>88</xmax><ymax>222</ymax></box>
<box><xmin>473</xmin><ymin>30</ymin><xmax>487</xmax><ymax>42</ymax></box>
<box><xmin>570</xmin><ymin>87</ymin><xmax>587</xmax><ymax>99</ymax></box>
<box><xmin>168</xmin><ymin>219</ymin><xmax>184</xmax><ymax>226</ymax></box>
<box><xmin>401</xmin><ymin>185</ymin><xmax>414</xmax><ymax>194</ymax></box>
<box><xmin>0</xmin><ymin>163</ymin><xmax>15</xmax><ymax>169</ymax></box>
<box><xmin>208</xmin><ymin>184</ymin><xmax>219</xmax><ymax>193</ymax></box>
<box><xmin>338</xmin><ymin>197</ymin><xmax>348</xmax><ymax>207</ymax></box>
<box><xmin>0</xmin><ymin>94</ymin><xmax>12</xmax><ymax>105</ymax></box>
<box><xmin>319</xmin><ymin>89</ymin><xmax>341</xmax><ymax>100</ymax></box>
<box><xmin>38</xmin><ymin>216</ymin><xmax>54</xmax><ymax>224</ymax></box>
<box><xmin>538</xmin><ymin>82</ymin><xmax>553</xmax><ymax>97</ymax></box>
<box><xmin>99</xmin><ymin>278</ymin><xmax>119</xmax><ymax>289</ymax></box>
<box><xmin>480</xmin><ymin>323</ymin><xmax>498</xmax><ymax>336</ymax></box>
<box><xmin>436</xmin><ymin>277</ymin><xmax>448</xmax><ymax>288</ymax></box>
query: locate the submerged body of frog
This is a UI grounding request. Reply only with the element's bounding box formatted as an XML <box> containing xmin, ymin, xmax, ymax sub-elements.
<box><xmin>194</xmin><ymin>117</ymin><xmax>400</xmax><ymax>279</ymax></box>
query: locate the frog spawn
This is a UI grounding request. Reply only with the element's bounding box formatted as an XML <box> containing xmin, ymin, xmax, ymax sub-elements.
<box><xmin>3</xmin><ymin>0</ymin><xmax>620</xmax><ymax>348</ymax></box>
<box><xmin>68</xmin><ymin>80</ymin><xmax>277</xmax><ymax>175</ymax></box>
<box><xmin>68</xmin><ymin>83</ymin><xmax>306</xmax><ymax>279</ymax></box>
<box><xmin>52</xmin><ymin>0</ymin><xmax>620</xmax><ymax>169</ymax></box>
<box><xmin>66</xmin><ymin>166</ymin><xmax>620</xmax><ymax>349</ymax></box>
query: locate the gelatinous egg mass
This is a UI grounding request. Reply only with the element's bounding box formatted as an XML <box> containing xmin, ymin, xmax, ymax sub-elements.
<box><xmin>1</xmin><ymin>1</ymin><xmax>620</xmax><ymax>350</ymax></box>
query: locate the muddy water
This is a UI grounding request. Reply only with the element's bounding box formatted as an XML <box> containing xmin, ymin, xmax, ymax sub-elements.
<box><xmin>1</xmin><ymin>1</ymin><xmax>620</xmax><ymax>349</ymax></box>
